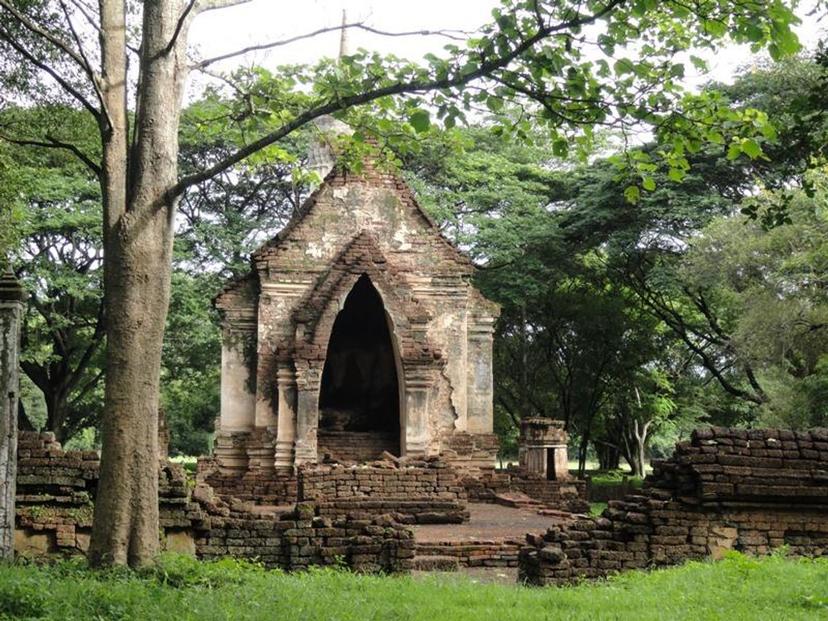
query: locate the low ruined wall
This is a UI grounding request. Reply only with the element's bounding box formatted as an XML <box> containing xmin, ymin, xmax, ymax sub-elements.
<box><xmin>415</xmin><ymin>540</ymin><xmax>523</xmax><ymax>568</ymax></box>
<box><xmin>192</xmin><ymin>490</ymin><xmax>414</xmax><ymax>572</ymax></box>
<box><xmin>441</xmin><ymin>432</ymin><xmax>500</xmax><ymax>470</ymax></box>
<box><xmin>200</xmin><ymin>461</ymin><xmax>298</xmax><ymax>506</ymax></box>
<box><xmin>519</xmin><ymin>427</ymin><xmax>828</xmax><ymax>585</ymax></box>
<box><xmin>15</xmin><ymin>431</ymin><xmax>99</xmax><ymax>555</ymax></box>
<box><xmin>299</xmin><ymin>461</ymin><xmax>469</xmax><ymax>523</ymax></box>
<box><xmin>464</xmin><ymin>468</ymin><xmax>589</xmax><ymax>513</ymax></box>
<box><xmin>14</xmin><ymin>432</ymin><xmax>413</xmax><ymax>573</ymax></box>
<box><xmin>317</xmin><ymin>431</ymin><xmax>398</xmax><ymax>464</ymax></box>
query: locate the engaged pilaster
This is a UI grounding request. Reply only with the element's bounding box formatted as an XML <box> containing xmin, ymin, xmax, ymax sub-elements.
<box><xmin>0</xmin><ymin>270</ymin><xmax>25</xmax><ymax>559</ymax></box>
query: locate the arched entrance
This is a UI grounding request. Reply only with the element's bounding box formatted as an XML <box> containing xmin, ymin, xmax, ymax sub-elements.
<box><xmin>317</xmin><ymin>274</ymin><xmax>401</xmax><ymax>462</ymax></box>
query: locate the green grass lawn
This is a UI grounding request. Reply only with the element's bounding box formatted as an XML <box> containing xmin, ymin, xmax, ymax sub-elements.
<box><xmin>1</xmin><ymin>553</ymin><xmax>826</xmax><ymax>620</ymax></box>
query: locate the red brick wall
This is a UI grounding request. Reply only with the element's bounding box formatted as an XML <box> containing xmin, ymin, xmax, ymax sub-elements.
<box><xmin>519</xmin><ymin>427</ymin><xmax>828</xmax><ymax>585</ymax></box>
<box><xmin>317</xmin><ymin>431</ymin><xmax>399</xmax><ymax>464</ymax></box>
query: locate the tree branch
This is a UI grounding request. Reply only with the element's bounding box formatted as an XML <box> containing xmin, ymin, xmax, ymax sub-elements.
<box><xmin>0</xmin><ymin>0</ymin><xmax>92</xmax><ymax>74</ymax></box>
<box><xmin>195</xmin><ymin>0</ymin><xmax>251</xmax><ymax>14</ymax></box>
<box><xmin>0</xmin><ymin>25</ymin><xmax>100</xmax><ymax>119</ymax></box>
<box><xmin>0</xmin><ymin>132</ymin><xmax>101</xmax><ymax>176</ymax></box>
<box><xmin>165</xmin><ymin>0</ymin><xmax>198</xmax><ymax>55</ymax></box>
<box><xmin>194</xmin><ymin>22</ymin><xmax>471</xmax><ymax>68</ymax></box>
<box><xmin>174</xmin><ymin>0</ymin><xmax>626</xmax><ymax>198</ymax></box>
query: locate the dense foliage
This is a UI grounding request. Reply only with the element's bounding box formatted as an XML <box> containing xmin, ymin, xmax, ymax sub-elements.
<box><xmin>406</xmin><ymin>52</ymin><xmax>828</xmax><ymax>472</ymax></box>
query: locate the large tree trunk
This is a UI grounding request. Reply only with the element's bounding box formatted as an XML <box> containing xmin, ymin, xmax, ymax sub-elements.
<box><xmin>88</xmin><ymin>0</ymin><xmax>188</xmax><ymax>567</ymax></box>
<box><xmin>44</xmin><ymin>387</ymin><xmax>69</xmax><ymax>444</ymax></box>
<box><xmin>594</xmin><ymin>441</ymin><xmax>621</xmax><ymax>470</ymax></box>
<box><xmin>89</xmin><ymin>218</ymin><xmax>173</xmax><ymax>566</ymax></box>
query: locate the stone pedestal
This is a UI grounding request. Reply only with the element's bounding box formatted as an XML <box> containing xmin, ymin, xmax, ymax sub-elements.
<box><xmin>0</xmin><ymin>270</ymin><xmax>24</xmax><ymax>559</ymax></box>
<box><xmin>212</xmin><ymin>429</ymin><xmax>251</xmax><ymax>472</ymax></box>
<box><xmin>518</xmin><ymin>417</ymin><xmax>570</xmax><ymax>481</ymax></box>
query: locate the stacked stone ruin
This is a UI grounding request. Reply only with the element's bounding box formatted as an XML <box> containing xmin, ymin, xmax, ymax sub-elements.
<box><xmin>518</xmin><ymin>427</ymin><xmax>828</xmax><ymax>585</ymax></box>
<box><xmin>14</xmin><ymin>431</ymin><xmax>414</xmax><ymax>572</ymax></box>
<box><xmin>199</xmin><ymin>417</ymin><xmax>588</xmax><ymax>521</ymax></box>
<box><xmin>14</xmin><ymin>427</ymin><xmax>828</xmax><ymax>581</ymax></box>
<box><xmin>299</xmin><ymin>461</ymin><xmax>469</xmax><ymax>524</ymax></box>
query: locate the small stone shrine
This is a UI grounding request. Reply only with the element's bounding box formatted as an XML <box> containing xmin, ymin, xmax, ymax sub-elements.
<box><xmin>518</xmin><ymin>418</ymin><xmax>570</xmax><ymax>481</ymax></box>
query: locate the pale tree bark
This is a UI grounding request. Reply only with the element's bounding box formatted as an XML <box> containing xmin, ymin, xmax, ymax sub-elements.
<box><xmin>88</xmin><ymin>0</ymin><xmax>192</xmax><ymax>568</ymax></box>
<box><xmin>631</xmin><ymin>418</ymin><xmax>651</xmax><ymax>479</ymax></box>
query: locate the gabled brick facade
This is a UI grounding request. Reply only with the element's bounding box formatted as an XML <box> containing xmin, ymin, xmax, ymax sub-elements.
<box><xmin>213</xmin><ymin>158</ymin><xmax>500</xmax><ymax>474</ymax></box>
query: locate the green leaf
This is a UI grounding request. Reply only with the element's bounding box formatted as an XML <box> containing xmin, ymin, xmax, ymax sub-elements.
<box><xmin>614</xmin><ymin>58</ymin><xmax>635</xmax><ymax>76</ymax></box>
<box><xmin>624</xmin><ymin>185</ymin><xmax>641</xmax><ymax>204</ymax></box>
<box><xmin>642</xmin><ymin>177</ymin><xmax>656</xmax><ymax>192</ymax></box>
<box><xmin>726</xmin><ymin>143</ymin><xmax>742</xmax><ymax>160</ymax></box>
<box><xmin>703</xmin><ymin>19</ymin><xmax>727</xmax><ymax>38</ymax></box>
<box><xmin>486</xmin><ymin>96</ymin><xmax>504</xmax><ymax>113</ymax></box>
<box><xmin>741</xmin><ymin>138</ymin><xmax>762</xmax><ymax>159</ymax></box>
<box><xmin>706</xmin><ymin>131</ymin><xmax>725</xmax><ymax>145</ymax></box>
<box><xmin>409</xmin><ymin>109</ymin><xmax>431</xmax><ymax>134</ymax></box>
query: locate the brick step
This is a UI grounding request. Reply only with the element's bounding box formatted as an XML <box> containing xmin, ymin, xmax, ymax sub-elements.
<box><xmin>414</xmin><ymin>541</ymin><xmax>521</xmax><ymax>568</ymax></box>
<box><xmin>412</xmin><ymin>555</ymin><xmax>459</xmax><ymax>571</ymax></box>
<box><xmin>492</xmin><ymin>491</ymin><xmax>543</xmax><ymax>509</ymax></box>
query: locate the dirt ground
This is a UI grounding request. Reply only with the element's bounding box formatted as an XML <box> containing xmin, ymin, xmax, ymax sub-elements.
<box><xmin>411</xmin><ymin>502</ymin><xmax>572</xmax><ymax>543</ymax></box>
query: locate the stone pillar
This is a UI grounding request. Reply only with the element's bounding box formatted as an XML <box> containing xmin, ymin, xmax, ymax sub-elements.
<box><xmin>273</xmin><ymin>365</ymin><xmax>297</xmax><ymax>469</ymax></box>
<box><xmin>293</xmin><ymin>365</ymin><xmax>321</xmax><ymax>466</ymax></box>
<box><xmin>219</xmin><ymin>328</ymin><xmax>257</xmax><ymax>432</ymax></box>
<box><xmin>0</xmin><ymin>270</ymin><xmax>24</xmax><ymax>559</ymax></box>
<box><xmin>466</xmin><ymin>317</ymin><xmax>495</xmax><ymax>434</ymax></box>
<box><xmin>214</xmin><ymin>326</ymin><xmax>256</xmax><ymax>472</ymax></box>
<box><xmin>402</xmin><ymin>369</ymin><xmax>431</xmax><ymax>457</ymax></box>
<box><xmin>518</xmin><ymin>417</ymin><xmax>570</xmax><ymax>481</ymax></box>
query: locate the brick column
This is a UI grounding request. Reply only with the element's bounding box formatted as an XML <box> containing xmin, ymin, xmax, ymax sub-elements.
<box><xmin>294</xmin><ymin>365</ymin><xmax>321</xmax><ymax>466</ymax></box>
<box><xmin>0</xmin><ymin>270</ymin><xmax>24</xmax><ymax>559</ymax></box>
<box><xmin>466</xmin><ymin>316</ymin><xmax>495</xmax><ymax>434</ymax></box>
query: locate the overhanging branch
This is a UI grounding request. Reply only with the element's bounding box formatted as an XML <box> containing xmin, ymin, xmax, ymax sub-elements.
<box><xmin>0</xmin><ymin>25</ymin><xmax>100</xmax><ymax>119</ymax></box>
<box><xmin>0</xmin><ymin>133</ymin><xmax>101</xmax><ymax>176</ymax></box>
<box><xmin>0</xmin><ymin>0</ymin><xmax>93</xmax><ymax>75</ymax></box>
<box><xmin>196</xmin><ymin>23</ymin><xmax>475</xmax><ymax>69</ymax></box>
<box><xmin>174</xmin><ymin>0</ymin><xmax>625</xmax><ymax>198</ymax></box>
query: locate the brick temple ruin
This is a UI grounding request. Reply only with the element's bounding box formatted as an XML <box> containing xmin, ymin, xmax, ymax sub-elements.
<box><xmin>198</xmin><ymin>125</ymin><xmax>594</xmax><ymax>525</ymax></box>
<box><xmin>212</xmin><ymin>129</ymin><xmax>502</xmax><ymax>474</ymax></box>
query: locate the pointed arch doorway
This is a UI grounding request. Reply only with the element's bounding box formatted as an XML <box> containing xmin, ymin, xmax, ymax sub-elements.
<box><xmin>317</xmin><ymin>273</ymin><xmax>402</xmax><ymax>462</ymax></box>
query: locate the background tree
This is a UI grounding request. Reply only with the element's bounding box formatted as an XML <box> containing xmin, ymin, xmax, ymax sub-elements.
<box><xmin>0</xmin><ymin>106</ymin><xmax>104</xmax><ymax>443</ymax></box>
